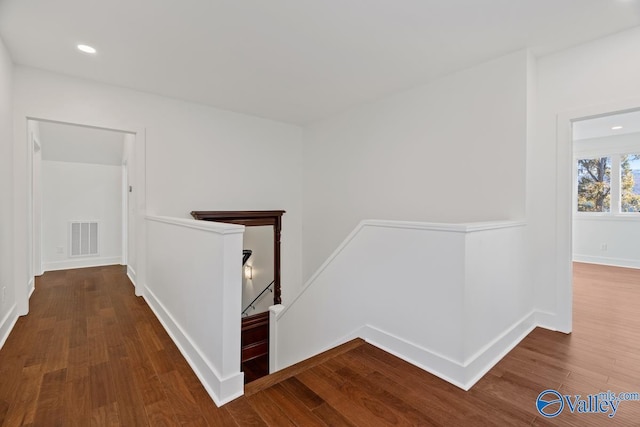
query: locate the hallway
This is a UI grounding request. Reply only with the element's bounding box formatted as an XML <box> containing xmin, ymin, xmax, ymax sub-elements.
<box><xmin>0</xmin><ymin>263</ymin><xmax>639</xmax><ymax>425</ymax></box>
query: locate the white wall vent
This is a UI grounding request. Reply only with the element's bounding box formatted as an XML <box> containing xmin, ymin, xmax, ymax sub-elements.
<box><xmin>70</xmin><ymin>221</ymin><xmax>99</xmax><ymax>257</ymax></box>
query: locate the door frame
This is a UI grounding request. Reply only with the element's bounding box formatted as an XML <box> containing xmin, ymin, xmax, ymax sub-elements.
<box><xmin>19</xmin><ymin>116</ymin><xmax>146</xmax><ymax>315</ymax></box>
<box><xmin>555</xmin><ymin>98</ymin><xmax>640</xmax><ymax>333</ymax></box>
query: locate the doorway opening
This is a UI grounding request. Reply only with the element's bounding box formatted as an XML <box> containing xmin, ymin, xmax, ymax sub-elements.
<box><xmin>571</xmin><ymin>110</ymin><xmax>640</xmax><ymax>269</ymax></box>
<box><xmin>556</xmin><ymin>102</ymin><xmax>640</xmax><ymax>333</ymax></box>
<box><xmin>27</xmin><ymin>118</ymin><xmax>143</xmax><ymax>300</ymax></box>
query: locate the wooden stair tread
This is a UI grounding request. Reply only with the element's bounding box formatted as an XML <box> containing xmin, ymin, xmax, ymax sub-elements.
<box><xmin>242</xmin><ymin>340</ymin><xmax>269</xmax><ymax>363</ymax></box>
<box><xmin>244</xmin><ymin>338</ymin><xmax>366</xmax><ymax>396</ymax></box>
<box><xmin>241</xmin><ymin>311</ymin><xmax>270</xmax><ymax>377</ymax></box>
<box><xmin>241</xmin><ymin>311</ymin><xmax>269</xmax><ymax>329</ymax></box>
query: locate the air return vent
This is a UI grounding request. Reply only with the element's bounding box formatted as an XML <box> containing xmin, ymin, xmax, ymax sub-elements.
<box><xmin>70</xmin><ymin>221</ymin><xmax>98</xmax><ymax>257</ymax></box>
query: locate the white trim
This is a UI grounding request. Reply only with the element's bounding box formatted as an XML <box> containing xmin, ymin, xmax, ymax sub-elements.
<box><xmin>0</xmin><ymin>304</ymin><xmax>18</xmax><ymax>351</ymax></box>
<box><xmin>127</xmin><ymin>265</ymin><xmax>137</xmax><ymax>288</ymax></box>
<box><xmin>359</xmin><ymin>325</ymin><xmax>467</xmax><ymax>389</ymax></box>
<box><xmin>269</xmin><ymin>304</ymin><xmax>285</xmax><ymax>374</ymax></box>
<box><xmin>346</xmin><ymin>311</ymin><xmax>538</xmax><ymax>391</ymax></box>
<box><xmin>145</xmin><ymin>215</ymin><xmax>244</xmax><ymax>235</ymax></box>
<box><xmin>28</xmin><ymin>277</ymin><xmax>34</xmax><ymax>299</ymax></box>
<box><xmin>43</xmin><ymin>256</ymin><xmax>122</xmax><ymax>272</ymax></box>
<box><xmin>274</xmin><ymin>324</ymin><xmax>366</xmax><ymax>373</ymax></box>
<box><xmin>573</xmin><ymin>255</ymin><xmax>640</xmax><ymax>270</ymax></box>
<box><xmin>460</xmin><ymin>311</ymin><xmax>538</xmax><ymax>389</ymax></box>
<box><xmin>143</xmin><ymin>287</ymin><xmax>244</xmax><ymax>406</ymax></box>
<box><xmin>573</xmin><ymin>213</ymin><xmax>640</xmax><ymax>222</ymax></box>
<box><xmin>360</xmin><ymin>219</ymin><xmax>525</xmax><ymax>234</ymax></box>
<box><xmin>121</xmin><ymin>163</ymin><xmax>128</xmax><ymax>266</ymax></box>
<box><xmin>557</xmin><ymin>111</ymin><xmax>575</xmax><ymax>334</ymax></box>
<box><xmin>277</xmin><ymin>219</ymin><xmax>526</xmax><ymax>320</ymax></box>
<box><xmin>535</xmin><ymin>310</ymin><xmax>558</xmax><ymax>331</ymax></box>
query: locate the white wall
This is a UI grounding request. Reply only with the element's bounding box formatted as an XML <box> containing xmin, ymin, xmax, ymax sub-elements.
<box><xmin>0</xmin><ymin>36</ymin><xmax>15</xmax><ymax>348</ymax></box>
<box><xmin>41</xmin><ymin>160</ymin><xmax>122</xmax><ymax>271</ymax></box>
<box><xmin>145</xmin><ymin>216</ymin><xmax>244</xmax><ymax>406</ymax></box>
<box><xmin>12</xmin><ymin>67</ymin><xmax>303</xmax><ymax>313</ymax></box>
<box><xmin>533</xmin><ymin>26</ymin><xmax>640</xmax><ymax>330</ymax></box>
<box><xmin>242</xmin><ymin>225</ymin><xmax>274</xmax><ymax>314</ymax></box>
<box><xmin>302</xmin><ymin>50</ymin><xmax>529</xmax><ymax>278</ymax></box>
<box><xmin>272</xmin><ymin>220</ymin><xmax>533</xmax><ymax>390</ymax></box>
<box><xmin>573</xmin><ymin>217</ymin><xmax>640</xmax><ymax>268</ymax></box>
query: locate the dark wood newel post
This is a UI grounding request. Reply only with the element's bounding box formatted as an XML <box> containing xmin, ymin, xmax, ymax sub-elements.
<box><xmin>190</xmin><ymin>210</ymin><xmax>285</xmax><ymax>306</ymax></box>
<box><xmin>274</xmin><ymin>215</ymin><xmax>282</xmax><ymax>304</ymax></box>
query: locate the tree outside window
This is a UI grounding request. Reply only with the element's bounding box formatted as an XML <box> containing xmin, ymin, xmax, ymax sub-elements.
<box><xmin>577</xmin><ymin>157</ymin><xmax>610</xmax><ymax>212</ymax></box>
<box><xmin>621</xmin><ymin>154</ymin><xmax>640</xmax><ymax>212</ymax></box>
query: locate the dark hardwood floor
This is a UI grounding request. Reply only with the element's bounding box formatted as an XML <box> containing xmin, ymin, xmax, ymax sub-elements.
<box><xmin>0</xmin><ymin>263</ymin><xmax>639</xmax><ymax>426</ymax></box>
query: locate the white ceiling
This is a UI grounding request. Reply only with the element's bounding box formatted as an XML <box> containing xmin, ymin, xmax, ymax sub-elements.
<box><xmin>38</xmin><ymin>121</ymin><xmax>126</xmax><ymax>166</ymax></box>
<box><xmin>2</xmin><ymin>1</ymin><xmax>640</xmax><ymax>125</ymax></box>
<box><xmin>573</xmin><ymin>109</ymin><xmax>640</xmax><ymax>140</ymax></box>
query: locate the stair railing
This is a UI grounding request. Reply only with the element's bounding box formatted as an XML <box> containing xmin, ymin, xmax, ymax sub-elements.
<box><xmin>242</xmin><ymin>280</ymin><xmax>275</xmax><ymax>317</ymax></box>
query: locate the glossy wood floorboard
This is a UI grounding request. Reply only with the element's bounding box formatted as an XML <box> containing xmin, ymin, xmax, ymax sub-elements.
<box><xmin>0</xmin><ymin>263</ymin><xmax>639</xmax><ymax>426</ymax></box>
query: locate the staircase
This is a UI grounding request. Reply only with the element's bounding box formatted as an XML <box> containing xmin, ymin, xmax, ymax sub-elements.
<box><xmin>241</xmin><ymin>311</ymin><xmax>269</xmax><ymax>383</ymax></box>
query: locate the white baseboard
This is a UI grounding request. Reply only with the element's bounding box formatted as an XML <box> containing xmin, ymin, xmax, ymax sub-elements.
<box><xmin>143</xmin><ymin>287</ymin><xmax>244</xmax><ymax>406</ymax></box>
<box><xmin>359</xmin><ymin>325</ymin><xmax>467</xmax><ymax>389</ymax></box>
<box><xmin>43</xmin><ymin>256</ymin><xmax>123</xmax><ymax>272</ymax></box>
<box><xmin>0</xmin><ymin>304</ymin><xmax>18</xmax><ymax>351</ymax></box>
<box><xmin>127</xmin><ymin>265</ymin><xmax>137</xmax><ymax>287</ymax></box>
<box><xmin>28</xmin><ymin>278</ymin><xmax>35</xmax><ymax>299</ymax></box>
<box><xmin>343</xmin><ymin>311</ymin><xmax>540</xmax><ymax>391</ymax></box>
<box><xmin>535</xmin><ymin>310</ymin><xmax>561</xmax><ymax>332</ymax></box>
<box><xmin>462</xmin><ymin>311</ymin><xmax>537</xmax><ymax>389</ymax></box>
<box><xmin>573</xmin><ymin>254</ymin><xmax>640</xmax><ymax>270</ymax></box>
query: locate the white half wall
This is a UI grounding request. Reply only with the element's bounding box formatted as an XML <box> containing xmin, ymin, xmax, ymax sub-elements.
<box><xmin>0</xmin><ymin>36</ymin><xmax>16</xmax><ymax>349</ymax></box>
<box><xmin>41</xmin><ymin>160</ymin><xmax>122</xmax><ymax>271</ymax></box>
<box><xmin>272</xmin><ymin>219</ymin><xmax>532</xmax><ymax>390</ymax></box>
<box><xmin>145</xmin><ymin>215</ymin><xmax>244</xmax><ymax>406</ymax></box>
<box><xmin>302</xmin><ymin>49</ymin><xmax>529</xmax><ymax>279</ymax></box>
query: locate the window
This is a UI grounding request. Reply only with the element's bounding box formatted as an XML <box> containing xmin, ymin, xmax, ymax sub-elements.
<box><xmin>576</xmin><ymin>154</ymin><xmax>640</xmax><ymax>214</ymax></box>
<box><xmin>621</xmin><ymin>154</ymin><xmax>640</xmax><ymax>212</ymax></box>
<box><xmin>577</xmin><ymin>157</ymin><xmax>611</xmax><ymax>212</ymax></box>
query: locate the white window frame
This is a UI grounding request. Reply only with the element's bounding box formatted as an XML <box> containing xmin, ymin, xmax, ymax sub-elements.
<box><xmin>573</xmin><ymin>151</ymin><xmax>640</xmax><ymax>218</ymax></box>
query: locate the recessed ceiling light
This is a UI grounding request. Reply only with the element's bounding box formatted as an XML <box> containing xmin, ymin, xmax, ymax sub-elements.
<box><xmin>611</xmin><ymin>125</ymin><xmax>623</xmax><ymax>130</ymax></box>
<box><xmin>77</xmin><ymin>44</ymin><xmax>97</xmax><ymax>54</ymax></box>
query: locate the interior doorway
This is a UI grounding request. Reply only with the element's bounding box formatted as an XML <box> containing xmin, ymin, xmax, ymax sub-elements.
<box><xmin>571</xmin><ymin>110</ymin><xmax>640</xmax><ymax>269</ymax></box>
<box><xmin>556</xmin><ymin>101</ymin><xmax>640</xmax><ymax>334</ymax></box>
<box><xmin>28</xmin><ymin>118</ymin><xmax>140</xmax><ymax>294</ymax></box>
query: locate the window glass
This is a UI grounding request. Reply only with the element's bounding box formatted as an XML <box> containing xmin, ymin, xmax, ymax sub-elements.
<box><xmin>621</xmin><ymin>154</ymin><xmax>640</xmax><ymax>213</ymax></box>
<box><xmin>577</xmin><ymin>157</ymin><xmax>611</xmax><ymax>212</ymax></box>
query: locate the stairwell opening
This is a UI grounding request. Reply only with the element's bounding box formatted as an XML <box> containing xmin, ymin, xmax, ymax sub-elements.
<box><xmin>191</xmin><ymin>210</ymin><xmax>285</xmax><ymax>383</ymax></box>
